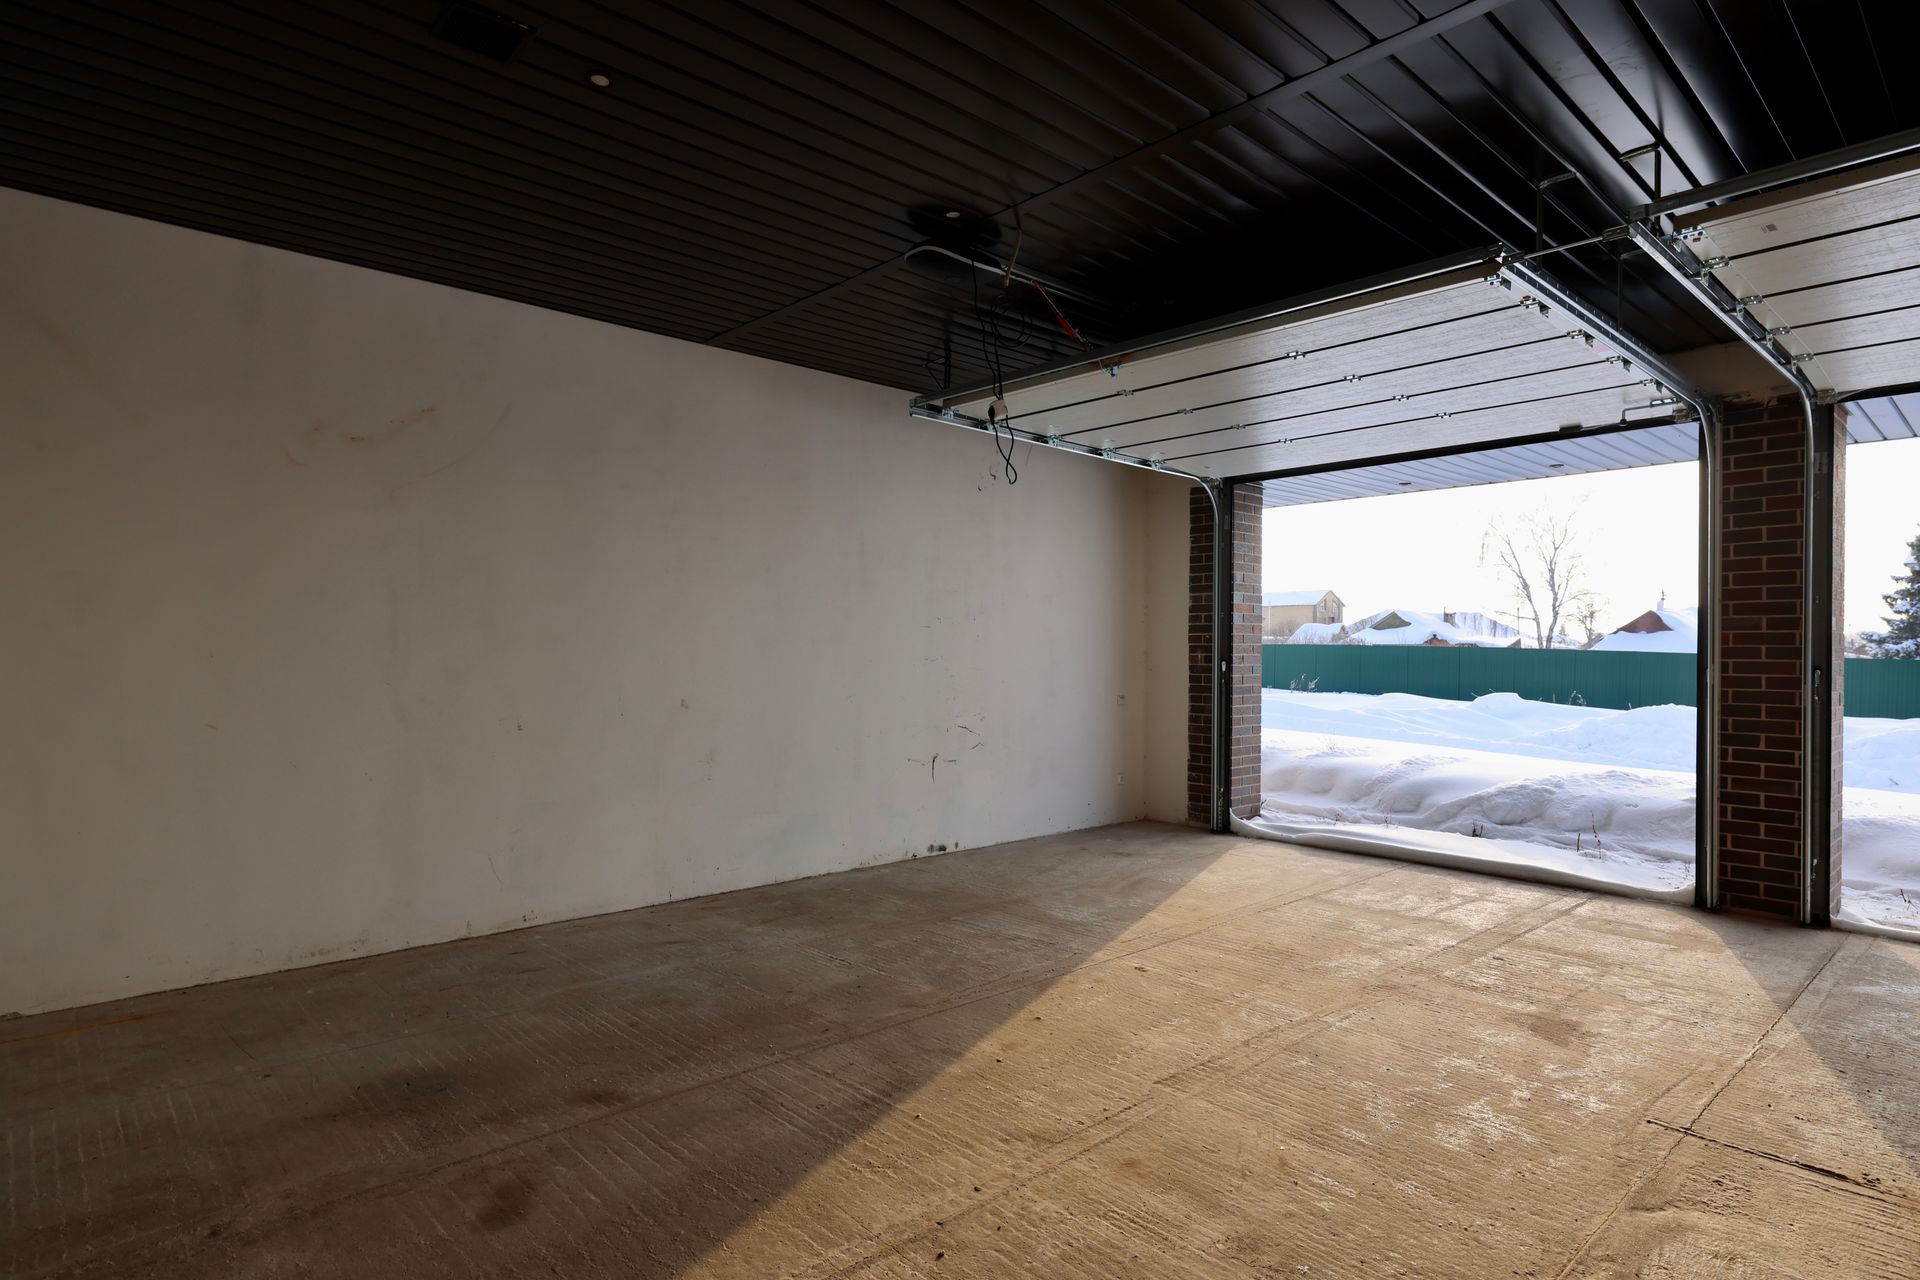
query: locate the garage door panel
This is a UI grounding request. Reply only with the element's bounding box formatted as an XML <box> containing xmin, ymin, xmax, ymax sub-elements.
<box><xmin>946</xmin><ymin>270</ymin><xmax>1504</xmax><ymax>421</ymax></box>
<box><xmin>1678</xmin><ymin>156</ymin><xmax>1920</xmax><ymax>258</ymax></box>
<box><xmin>1707</xmin><ymin>218</ymin><xmax>1920</xmax><ymax>299</ymax></box>
<box><xmin>1017</xmin><ymin>310</ymin><xmax>1562</xmax><ymax>440</ymax></box>
<box><xmin>1785</xmin><ymin>306</ymin><xmax>1920</xmax><ymax>359</ymax></box>
<box><xmin>1804</xmin><ymin>341</ymin><xmax>1920</xmax><ymax>399</ymax></box>
<box><xmin>1162</xmin><ymin>381</ymin><xmax>1654</xmax><ymax>476</ymax></box>
<box><xmin>921</xmin><ymin>254</ymin><xmax>1694</xmax><ymax>477</ymax></box>
<box><xmin>1068</xmin><ymin>347</ymin><xmax>1622</xmax><ymax>453</ymax></box>
<box><xmin>1760</xmin><ymin>266</ymin><xmax>1920</xmax><ymax>328</ymax></box>
<box><xmin>1679</xmin><ymin>154</ymin><xmax>1920</xmax><ymax>399</ymax></box>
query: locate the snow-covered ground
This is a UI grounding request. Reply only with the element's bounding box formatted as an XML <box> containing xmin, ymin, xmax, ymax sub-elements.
<box><xmin>1255</xmin><ymin>688</ymin><xmax>1920</xmax><ymax>930</ymax></box>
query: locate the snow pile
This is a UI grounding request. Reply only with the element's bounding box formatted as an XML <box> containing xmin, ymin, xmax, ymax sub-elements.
<box><xmin>1847</xmin><ymin>716</ymin><xmax>1920</xmax><ymax>792</ymax></box>
<box><xmin>1255</xmin><ymin>688</ymin><xmax>1920</xmax><ymax>929</ymax></box>
<box><xmin>1843</xmin><ymin>791</ymin><xmax>1920</xmax><ymax>931</ymax></box>
<box><xmin>1590</xmin><ymin>606</ymin><xmax>1699</xmax><ymax>654</ymax></box>
<box><xmin>1259</xmin><ymin>730</ymin><xmax>1696</xmax><ymax>892</ymax></box>
<box><xmin>1253</xmin><ymin>689</ymin><xmax>1695</xmax><ymax>771</ymax></box>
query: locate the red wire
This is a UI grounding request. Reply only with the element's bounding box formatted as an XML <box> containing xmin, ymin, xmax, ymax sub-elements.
<box><xmin>1028</xmin><ymin>280</ymin><xmax>1090</xmax><ymax>351</ymax></box>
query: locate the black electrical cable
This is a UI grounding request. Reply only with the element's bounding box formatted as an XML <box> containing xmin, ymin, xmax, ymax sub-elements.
<box><xmin>971</xmin><ymin>260</ymin><xmax>1019</xmax><ymax>485</ymax></box>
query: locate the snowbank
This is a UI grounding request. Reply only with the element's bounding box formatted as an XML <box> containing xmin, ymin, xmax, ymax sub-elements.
<box><xmin>1259</xmin><ymin>687</ymin><xmax>1920</xmax><ymax>792</ymax></box>
<box><xmin>1255</xmin><ymin>688</ymin><xmax>1920</xmax><ymax>930</ymax></box>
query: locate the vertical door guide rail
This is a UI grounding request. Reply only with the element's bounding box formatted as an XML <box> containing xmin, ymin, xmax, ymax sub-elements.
<box><xmin>1212</xmin><ymin>479</ymin><xmax>1231</xmax><ymax>833</ymax></box>
<box><xmin>1494</xmin><ymin>252</ymin><xmax>1721</xmax><ymax>908</ymax></box>
<box><xmin>1697</xmin><ymin>416</ymin><xmax>1721</xmax><ymax>910</ymax></box>
<box><xmin>1628</xmin><ymin>221</ymin><xmax>1830</xmax><ymax>925</ymax></box>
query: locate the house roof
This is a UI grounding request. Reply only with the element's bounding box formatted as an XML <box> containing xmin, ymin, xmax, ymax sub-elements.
<box><xmin>1591</xmin><ymin>607</ymin><xmax>1699</xmax><ymax>653</ymax></box>
<box><xmin>1284</xmin><ymin>622</ymin><xmax>1344</xmax><ymax>645</ymax></box>
<box><xmin>1344</xmin><ymin>609</ymin><xmax>1517</xmax><ymax>648</ymax></box>
<box><xmin>1262</xmin><ymin>589</ymin><xmax>1338</xmax><ymax>608</ymax></box>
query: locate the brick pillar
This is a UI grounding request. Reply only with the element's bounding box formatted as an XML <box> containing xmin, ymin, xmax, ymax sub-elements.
<box><xmin>1187</xmin><ymin>486</ymin><xmax>1215</xmax><ymax>825</ymax></box>
<box><xmin>1188</xmin><ymin>483</ymin><xmax>1262</xmax><ymax>827</ymax></box>
<box><xmin>1229</xmin><ymin>484</ymin><xmax>1263</xmax><ymax>818</ymax></box>
<box><xmin>1713</xmin><ymin>399</ymin><xmax>1843</xmax><ymax>919</ymax></box>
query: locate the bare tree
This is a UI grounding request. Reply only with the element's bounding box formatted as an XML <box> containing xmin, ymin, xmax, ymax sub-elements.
<box><xmin>1572</xmin><ymin>595</ymin><xmax>1605</xmax><ymax>648</ymax></box>
<box><xmin>1479</xmin><ymin>508</ymin><xmax>1598</xmax><ymax>650</ymax></box>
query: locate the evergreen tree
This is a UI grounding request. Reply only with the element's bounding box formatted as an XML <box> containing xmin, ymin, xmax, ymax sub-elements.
<box><xmin>1863</xmin><ymin>528</ymin><xmax>1920</xmax><ymax>659</ymax></box>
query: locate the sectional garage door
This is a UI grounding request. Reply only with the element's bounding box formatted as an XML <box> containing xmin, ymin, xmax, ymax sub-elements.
<box><xmin>915</xmin><ymin>255</ymin><xmax>1697</xmax><ymax>481</ymax></box>
<box><xmin>1675</xmin><ymin>155</ymin><xmax>1920</xmax><ymax>401</ymax></box>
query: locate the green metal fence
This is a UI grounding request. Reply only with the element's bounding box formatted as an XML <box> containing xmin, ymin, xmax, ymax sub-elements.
<box><xmin>1842</xmin><ymin>659</ymin><xmax>1920</xmax><ymax>719</ymax></box>
<box><xmin>1261</xmin><ymin>644</ymin><xmax>1920</xmax><ymax>718</ymax></box>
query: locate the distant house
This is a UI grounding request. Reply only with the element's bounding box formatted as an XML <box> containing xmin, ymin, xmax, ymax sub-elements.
<box><xmin>1342</xmin><ymin>608</ymin><xmax>1522</xmax><ymax>648</ymax></box>
<box><xmin>1591</xmin><ymin>604</ymin><xmax>1698</xmax><ymax>653</ymax></box>
<box><xmin>1263</xmin><ymin>589</ymin><xmax>1343</xmax><ymax>640</ymax></box>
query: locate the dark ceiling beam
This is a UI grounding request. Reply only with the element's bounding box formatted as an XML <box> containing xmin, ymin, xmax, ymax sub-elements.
<box><xmin>708</xmin><ymin>0</ymin><xmax>1517</xmax><ymax>348</ymax></box>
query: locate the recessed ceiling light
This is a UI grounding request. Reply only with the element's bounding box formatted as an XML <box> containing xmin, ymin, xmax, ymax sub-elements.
<box><xmin>585</xmin><ymin>70</ymin><xmax>613</xmax><ymax>88</ymax></box>
<box><xmin>944</xmin><ymin>210</ymin><xmax>961</xmax><ymax>219</ymax></box>
<box><xmin>1397</xmin><ymin>480</ymin><xmax>1413</xmax><ymax>487</ymax></box>
<box><xmin>1548</xmin><ymin>462</ymin><xmax>1567</xmax><ymax>469</ymax></box>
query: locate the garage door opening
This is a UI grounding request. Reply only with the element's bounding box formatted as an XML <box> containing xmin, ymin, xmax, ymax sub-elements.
<box><xmin>1247</xmin><ymin>428</ymin><xmax>1704</xmax><ymax>901</ymax></box>
<box><xmin>1838</xmin><ymin>397</ymin><xmax>1920</xmax><ymax>935</ymax></box>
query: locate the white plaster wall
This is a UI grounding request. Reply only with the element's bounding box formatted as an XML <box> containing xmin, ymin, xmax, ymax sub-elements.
<box><xmin>0</xmin><ymin>189</ymin><xmax>1172</xmax><ymax>1015</ymax></box>
<box><xmin>1144</xmin><ymin>479</ymin><xmax>1198</xmax><ymax>824</ymax></box>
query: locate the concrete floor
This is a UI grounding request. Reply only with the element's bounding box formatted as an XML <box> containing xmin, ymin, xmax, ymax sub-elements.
<box><xmin>4</xmin><ymin>824</ymin><xmax>1918</xmax><ymax>1278</ymax></box>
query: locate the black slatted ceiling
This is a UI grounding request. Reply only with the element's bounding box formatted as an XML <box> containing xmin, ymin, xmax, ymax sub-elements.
<box><xmin>3</xmin><ymin>0</ymin><xmax>1917</xmax><ymax>402</ymax></box>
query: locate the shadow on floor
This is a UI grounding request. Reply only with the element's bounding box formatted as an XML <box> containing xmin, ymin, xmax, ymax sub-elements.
<box><xmin>2</xmin><ymin>823</ymin><xmax>1312</xmax><ymax>1278</ymax></box>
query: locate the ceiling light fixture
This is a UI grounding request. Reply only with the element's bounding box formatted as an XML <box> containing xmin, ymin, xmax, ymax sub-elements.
<box><xmin>585</xmin><ymin>69</ymin><xmax>613</xmax><ymax>88</ymax></box>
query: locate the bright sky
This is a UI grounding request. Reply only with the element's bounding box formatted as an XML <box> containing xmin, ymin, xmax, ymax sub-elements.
<box><xmin>1263</xmin><ymin>436</ymin><xmax>1920</xmax><ymax>637</ymax></box>
<box><xmin>1846</xmin><ymin>439</ymin><xmax>1920</xmax><ymax>637</ymax></box>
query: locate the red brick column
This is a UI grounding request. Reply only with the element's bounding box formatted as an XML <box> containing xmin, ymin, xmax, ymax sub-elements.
<box><xmin>1228</xmin><ymin>484</ymin><xmax>1263</xmax><ymax>818</ymax></box>
<box><xmin>1187</xmin><ymin>486</ymin><xmax>1215</xmax><ymax>826</ymax></box>
<box><xmin>1713</xmin><ymin>399</ymin><xmax>1843</xmax><ymax>918</ymax></box>
<box><xmin>1188</xmin><ymin>483</ymin><xmax>1263</xmax><ymax>827</ymax></box>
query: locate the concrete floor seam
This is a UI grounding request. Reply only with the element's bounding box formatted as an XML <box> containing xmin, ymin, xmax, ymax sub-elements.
<box><xmin>1646</xmin><ymin>1119</ymin><xmax>1913</xmax><ymax>1205</ymax></box>
<box><xmin>1546</xmin><ymin>930</ymin><xmax>1856</xmax><ymax>1280</ymax></box>
<box><xmin>797</xmin><ymin>887</ymin><xmax>1602</xmax><ymax>1278</ymax></box>
<box><xmin>1682</xmin><ymin>935</ymin><xmax>1849</xmax><ymax>1131</ymax></box>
